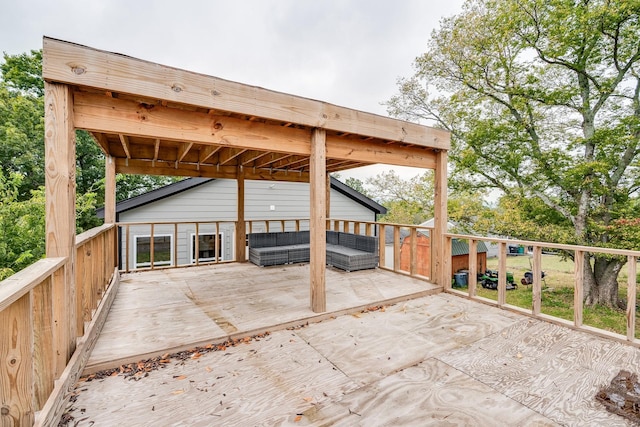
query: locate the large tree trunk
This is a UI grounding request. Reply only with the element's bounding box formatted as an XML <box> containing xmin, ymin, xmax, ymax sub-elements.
<box><xmin>583</xmin><ymin>253</ymin><xmax>625</xmax><ymax>308</ymax></box>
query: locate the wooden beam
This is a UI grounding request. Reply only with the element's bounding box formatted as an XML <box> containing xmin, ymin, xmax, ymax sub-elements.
<box><xmin>44</xmin><ymin>82</ymin><xmax>77</xmax><ymax>368</ymax></box>
<box><xmin>432</xmin><ymin>150</ymin><xmax>448</xmax><ymax>286</ymax></box>
<box><xmin>236</xmin><ymin>167</ymin><xmax>246</xmax><ymax>262</ymax></box>
<box><xmin>43</xmin><ymin>37</ymin><xmax>450</xmax><ymax>149</ymax></box>
<box><xmin>73</xmin><ymin>92</ymin><xmax>312</xmax><ymax>155</ymax></box>
<box><xmin>104</xmin><ymin>156</ymin><xmax>116</xmax><ymax>223</ymax></box>
<box><xmin>310</xmin><ymin>128</ymin><xmax>327</xmax><ymax>313</ymax></box>
<box><xmin>118</xmin><ymin>134</ymin><xmax>131</xmax><ymax>159</ymax></box>
<box><xmin>73</xmin><ymin>93</ymin><xmax>440</xmax><ymax>169</ymax></box>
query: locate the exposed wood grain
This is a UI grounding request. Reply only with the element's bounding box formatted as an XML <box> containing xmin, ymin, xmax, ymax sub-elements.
<box><xmin>410</xmin><ymin>227</ymin><xmax>417</xmax><ymax>275</ymax></box>
<box><xmin>532</xmin><ymin>246</ymin><xmax>542</xmax><ymax>315</ymax></box>
<box><xmin>0</xmin><ymin>257</ymin><xmax>66</xmax><ymax>312</ymax></box>
<box><xmin>627</xmin><ymin>256</ymin><xmax>636</xmax><ymax>341</ymax></box>
<box><xmin>43</xmin><ymin>38</ymin><xmax>450</xmax><ymax>149</ymax></box>
<box><xmin>31</xmin><ymin>278</ymin><xmax>54</xmax><ymax>411</ymax></box>
<box><xmin>104</xmin><ymin>156</ymin><xmax>116</xmax><ymax>223</ymax></box>
<box><xmin>0</xmin><ymin>294</ymin><xmax>33</xmax><ymax>426</ymax></box>
<box><xmin>45</xmin><ymin>82</ymin><xmax>77</xmax><ymax>363</ymax></box>
<box><xmin>378</xmin><ymin>224</ymin><xmax>385</xmax><ymax>267</ymax></box>
<box><xmin>86</xmin><ymin>263</ymin><xmax>439</xmax><ymax>371</ymax></box>
<box><xmin>574</xmin><ymin>250</ymin><xmax>584</xmax><ymax>327</ymax></box>
<box><xmin>433</xmin><ymin>151</ymin><xmax>447</xmax><ymax>286</ymax></box>
<box><xmin>118</xmin><ymin>134</ymin><xmax>131</xmax><ymax>158</ymax></box>
<box><xmin>235</xmin><ymin>168</ymin><xmax>246</xmax><ymax>262</ymax></box>
<box><xmin>498</xmin><ymin>242</ymin><xmax>507</xmax><ymax>306</ymax></box>
<box><xmin>468</xmin><ymin>239</ymin><xmax>478</xmax><ymax>297</ymax></box>
<box><xmin>393</xmin><ymin>226</ymin><xmax>401</xmax><ymax>271</ymax></box>
<box><xmin>310</xmin><ymin>129</ymin><xmax>327</xmax><ymax>313</ymax></box>
<box><xmin>34</xmin><ymin>269</ymin><xmax>120</xmax><ymax>427</ymax></box>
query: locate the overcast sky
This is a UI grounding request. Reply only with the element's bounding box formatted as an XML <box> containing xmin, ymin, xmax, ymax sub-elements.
<box><xmin>1</xmin><ymin>0</ymin><xmax>464</xmax><ymax>181</ymax></box>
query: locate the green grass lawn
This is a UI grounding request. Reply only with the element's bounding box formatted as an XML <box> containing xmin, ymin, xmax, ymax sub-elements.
<box><xmin>455</xmin><ymin>253</ymin><xmax>639</xmax><ymax>338</ymax></box>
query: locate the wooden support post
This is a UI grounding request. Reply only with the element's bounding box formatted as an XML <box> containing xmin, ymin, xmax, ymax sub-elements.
<box><xmin>432</xmin><ymin>150</ymin><xmax>448</xmax><ymax>286</ymax></box>
<box><xmin>44</xmin><ymin>82</ymin><xmax>77</xmax><ymax>369</ymax></box>
<box><xmin>574</xmin><ymin>250</ymin><xmax>584</xmax><ymax>327</ymax></box>
<box><xmin>627</xmin><ymin>256</ymin><xmax>637</xmax><ymax>341</ymax></box>
<box><xmin>236</xmin><ymin>167</ymin><xmax>246</xmax><ymax>262</ymax></box>
<box><xmin>310</xmin><ymin>129</ymin><xmax>327</xmax><ymax>313</ymax></box>
<box><xmin>104</xmin><ymin>156</ymin><xmax>116</xmax><ymax>224</ymax></box>
<box><xmin>532</xmin><ymin>246</ymin><xmax>542</xmax><ymax>315</ymax></box>
<box><xmin>498</xmin><ymin>242</ymin><xmax>507</xmax><ymax>306</ymax></box>
<box><xmin>468</xmin><ymin>239</ymin><xmax>478</xmax><ymax>297</ymax></box>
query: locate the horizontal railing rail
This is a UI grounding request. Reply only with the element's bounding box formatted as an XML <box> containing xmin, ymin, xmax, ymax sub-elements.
<box><xmin>444</xmin><ymin>232</ymin><xmax>640</xmax><ymax>346</ymax></box>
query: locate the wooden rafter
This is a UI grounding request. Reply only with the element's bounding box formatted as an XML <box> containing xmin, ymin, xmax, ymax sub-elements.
<box><xmin>118</xmin><ymin>134</ymin><xmax>131</xmax><ymax>159</ymax></box>
<box><xmin>240</xmin><ymin>150</ymin><xmax>270</xmax><ymax>165</ymax></box>
<box><xmin>176</xmin><ymin>142</ymin><xmax>194</xmax><ymax>163</ymax></box>
<box><xmin>218</xmin><ymin>147</ymin><xmax>246</xmax><ymax>166</ymax></box>
<box><xmin>254</xmin><ymin>153</ymin><xmax>291</xmax><ymax>169</ymax></box>
<box><xmin>270</xmin><ymin>156</ymin><xmax>309</xmax><ymax>170</ymax></box>
<box><xmin>153</xmin><ymin>139</ymin><xmax>160</xmax><ymax>162</ymax></box>
<box><xmin>90</xmin><ymin>132</ymin><xmax>110</xmax><ymax>155</ymax></box>
<box><xmin>198</xmin><ymin>144</ymin><xmax>222</xmax><ymax>164</ymax></box>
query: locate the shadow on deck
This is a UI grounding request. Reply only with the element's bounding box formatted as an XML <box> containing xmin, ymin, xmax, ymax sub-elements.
<box><xmin>86</xmin><ymin>263</ymin><xmax>440</xmax><ymax>373</ymax></box>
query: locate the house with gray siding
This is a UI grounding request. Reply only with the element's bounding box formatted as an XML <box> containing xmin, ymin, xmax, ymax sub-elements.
<box><xmin>98</xmin><ymin>177</ymin><xmax>386</xmax><ymax>269</ymax></box>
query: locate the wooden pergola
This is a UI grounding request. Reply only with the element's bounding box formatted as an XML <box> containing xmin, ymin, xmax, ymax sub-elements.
<box><xmin>42</xmin><ymin>37</ymin><xmax>450</xmax><ymax>314</ymax></box>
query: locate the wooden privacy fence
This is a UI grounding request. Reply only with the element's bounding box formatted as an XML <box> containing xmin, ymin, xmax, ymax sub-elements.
<box><xmin>445</xmin><ymin>233</ymin><xmax>640</xmax><ymax>346</ymax></box>
<box><xmin>0</xmin><ymin>224</ymin><xmax>118</xmax><ymax>426</ymax></box>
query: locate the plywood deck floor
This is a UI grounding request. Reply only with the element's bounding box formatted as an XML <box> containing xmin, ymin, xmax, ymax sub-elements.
<box><xmin>67</xmin><ymin>293</ymin><xmax>638</xmax><ymax>426</ymax></box>
<box><xmin>86</xmin><ymin>263</ymin><xmax>440</xmax><ymax>372</ymax></box>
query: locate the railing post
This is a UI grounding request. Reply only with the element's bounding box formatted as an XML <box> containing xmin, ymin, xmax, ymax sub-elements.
<box><xmin>574</xmin><ymin>250</ymin><xmax>584</xmax><ymax>327</ymax></box>
<box><xmin>393</xmin><ymin>226</ymin><xmax>401</xmax><ymax>272</ymax></box>
<box><xmin>498</xmin><ymin>242</ymin><xmax>507</xmax><ymax>306</ymax></box>
<box><xmin>468</xmin><ymin>239</ymin><xmax>477</xmax><ymax>296</ymax></box>
<box><xmin>627</xmin><ymin>256</ymin><xmax>637</xmax><ymax>341</ymax></box>
<box><xmin>410</xmin><ymin>227</ymin><xmax>417</xmax><ymax>276</ymax></box>
<box><xmin>443</xmin><ymin>235</ymin><xmax>452</xmax><ymax>289</ymax></box>
<box><xmin>379</xmin><ymin>224</ymin><xmax>386</xmax><ymax>268</ymax></box>
<box><xmin>532</xmin><ymin>246</ymin><xmax>542</xmax><ymax>315</ymax></box>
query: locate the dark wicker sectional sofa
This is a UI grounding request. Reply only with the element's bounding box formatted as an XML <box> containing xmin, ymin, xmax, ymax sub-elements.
<box><xmin>248</xmin><ymin>230</ymin><xmax>379</xmax><ymax>272</ymax></box>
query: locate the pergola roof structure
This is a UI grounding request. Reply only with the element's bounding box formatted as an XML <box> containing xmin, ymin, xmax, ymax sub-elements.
<box><xmin>42</xmin><ymin>37</ymin><xmax>450</xmax><ymax>313</ymax></box>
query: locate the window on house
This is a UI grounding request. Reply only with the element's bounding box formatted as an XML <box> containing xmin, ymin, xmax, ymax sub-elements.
<box><xmin>190</xmin><ymin>233</ymin><xmax>223</xmax><ymax>263</ymax></box>
<box><xmin>134</xmin><ymin>235</ymin><xmax>173</xmax><ymax>268</ymax></box>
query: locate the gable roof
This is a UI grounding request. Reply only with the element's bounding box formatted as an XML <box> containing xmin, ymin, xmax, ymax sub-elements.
<box><xmin>452</xmin><ymin>239</ymin><xmax>488</xmax><ymax>256</ymax></box>
<box><xmin>97</xmin><ymin>177</ymin><xmax>387</xmax><ymax>218</ymax></box>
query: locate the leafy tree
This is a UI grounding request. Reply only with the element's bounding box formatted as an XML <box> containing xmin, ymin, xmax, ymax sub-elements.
<box><xmin>387</xmin><ymin>0</ymin><xmax>640</xmax><ymax>307</ymax></box>
<box><xmin>365</xmin><ymin>170</ymin><xmax>434</xmax><ymax>224</ymax></box>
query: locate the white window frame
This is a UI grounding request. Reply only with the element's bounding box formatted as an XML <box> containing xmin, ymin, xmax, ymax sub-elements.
<box><xmin>133</xmin><ymin>234</ymin><xmax>174</xmax><ymax>268</ymax></box>
<box><xmin>190</xmin><ymin>232</ymin><xmax>224</xmax><ymax>263</ymax></box>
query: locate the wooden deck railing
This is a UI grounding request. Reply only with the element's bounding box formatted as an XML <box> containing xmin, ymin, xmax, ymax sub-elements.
<box><xmin>445</xmin><ymin>233</ymin><xmax>640</xmax><ymax>346</ymax></box>
<box><xmin>328</xmin><ymin>219</ymin><xmax>434</xmax><ymax>281</ymax></box>
<box><xmin>0</xmin><ymin>223</ymin><xmax>118</xmax><ymax>426</ymax></box>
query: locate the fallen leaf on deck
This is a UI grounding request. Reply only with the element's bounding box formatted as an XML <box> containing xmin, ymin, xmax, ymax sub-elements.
<box><xmin>205</xmin><ymin>366</ymin><xmax>213</xmax><ymax>372</ymax></box>
<box><xmin>175</xmin><ymin>375</ymin><xmax>187</xmax><ymax>380</ymax></box>
<box><xmin>352</xmin><ymin>313</ymin><xmax>361</xmax><ymax>318</ymax></box>
<box><xmin>191</xmin><ymin>352</ymin><xmax>202</xmax><ymax>359</ymax></box>
<box><xmin>172</xmin><ymin>390</ymin><xmax>185</xmax><ymax>395</ymax></box>
<box><xmin>303</xmin><ymin>397</ymin><xmax>313</xmax><ymax>402</ymax></box>
<box><xmin>294</xmin><ymin>415</ymin><xmax>302</xmax><ymax>422</ymax></box>
<box><xmin>516</xmin><ymin>353</ymin><xmax>523</xmax><ymax>359</ymax></box>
